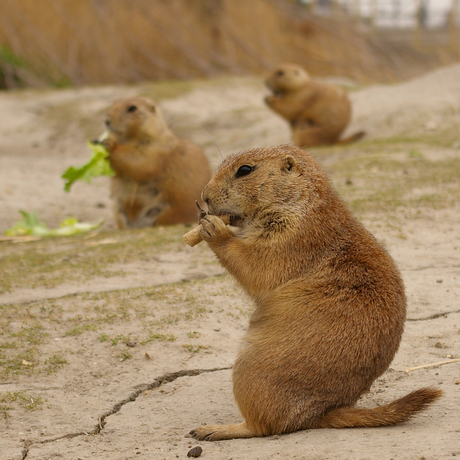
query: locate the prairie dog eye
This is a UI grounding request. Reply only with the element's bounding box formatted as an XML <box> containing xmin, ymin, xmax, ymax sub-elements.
<box><xmin>127</xmin><ymin>105</ymin><xmax>137</xmax><ymax>113</ymax></box>
<box><xmin>276</xmin><ymin>70</ymin><xmax>284</xmax><ymax>77</ymax></box>
<box><xmin>235</xmin><ymin>165</ymin><xmax>255</xmax><ymax>178</ymax></box>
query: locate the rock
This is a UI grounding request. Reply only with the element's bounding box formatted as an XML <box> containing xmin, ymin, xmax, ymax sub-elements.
<box><xmin>187</xmin><ymin>446</ymin><xmax>203</xmax><ymax>458</ymax></box>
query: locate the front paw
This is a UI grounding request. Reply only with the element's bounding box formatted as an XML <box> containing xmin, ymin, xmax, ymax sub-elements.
<box><xmin>100</xmin><ymin>137</ymin><xmax>116</xmax><ymax>152</ymax></box>
<box><xmin>200</xmin><ymin>215</ymin><xmax>231</xmax><ymax>245</ymax></box>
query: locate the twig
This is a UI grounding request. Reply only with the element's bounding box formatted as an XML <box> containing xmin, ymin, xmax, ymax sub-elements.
<box><xmin>406</xmin><ymin>358</ymin><xmax>460</xmax><ymax>373</ymax></box>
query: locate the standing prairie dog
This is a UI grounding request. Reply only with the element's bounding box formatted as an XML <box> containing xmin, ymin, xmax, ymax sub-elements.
<box><xmin>103</xmin><ymin>96</ymin><xmax>212</xmax><ymax>228</ymax></box>
<box><xmin>189</xmin><ymin>145</ymin><xmax>441</xmax><ymax>441</ymax></box>
<box><xmin>265</xmin><ymin>63</ymin><xmax>365</xmax><ymax>148</ymax></box>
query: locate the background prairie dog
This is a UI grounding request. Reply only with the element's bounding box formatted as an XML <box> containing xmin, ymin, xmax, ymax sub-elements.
<box><xmin>265</xmin><ymin>63</ymin><xmax>365</xmax><ymax>148</ymax></box>
<box><xmin>190</xmin><ymin>145</ymin><xmax>441</xmax><ymax>441</ymax></box>
<box><xmin>103</xmin><ymin>96</ymin><xmax>212</xmax><ymax>228</ymax></box>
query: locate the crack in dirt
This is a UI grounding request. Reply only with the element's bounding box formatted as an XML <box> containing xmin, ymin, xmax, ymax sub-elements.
<box><xmin>20</xmin><ymin>366</ymin><xmax>231</xmax><ymax>459</ymax></box>
<box><xmin>407</xmin><ymin>308</ymin><xmax>460</xmax><ymax>321</ymax></box>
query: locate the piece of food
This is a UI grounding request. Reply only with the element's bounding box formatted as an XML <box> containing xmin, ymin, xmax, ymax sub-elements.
<box><xmin>4</xmin><ymin>211</ymin><xmax>102</xmax><ymax>237</ymax></box>
<box><xmin>4</xmin><ymin>210</ymin><xmax>49</xmax><ymax>237</ymax></box>
<box><xmin>183</xmin><ymin>215</ymin><xmax>230</xmax><ymax>247</ymax></box>
<box><xmin>62</xmin><ymin>140</ymin><xmax>115</xmax><ymax>192</ymax></box>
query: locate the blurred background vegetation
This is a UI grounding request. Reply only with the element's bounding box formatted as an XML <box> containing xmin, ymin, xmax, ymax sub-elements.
<box><xmin>0</xmin><ymin>0</ymin><xmax>459</xmax><ymax>89</ymax></box>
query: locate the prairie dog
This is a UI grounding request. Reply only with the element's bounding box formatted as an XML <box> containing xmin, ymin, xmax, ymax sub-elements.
<box><xmin>190</xmin><ymin>145</ymin><xmax>441</xmax><ymax>441</ymax></box>
<box><xmin>265</xmin><ymin>64</ymin><xmax>364</xmax><ymax>148</ymax></box>
<box><xmin>103</xmin><ymin>97</ymin><xmax>212</xmax><ymax>228</ymax></box>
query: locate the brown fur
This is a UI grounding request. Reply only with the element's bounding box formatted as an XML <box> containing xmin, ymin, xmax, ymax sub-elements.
<box><xmin>190</xmin><ymin>145</ymin><xmax>442</xmax><ymax>441</ymax></box>
<box><xmin>265</xmin><ymin>64</ymin><xmax>365</xmax><ymax>148</ymax></box>
<box><xmin>103</xmin><ymin>97</ymin><xmax>212</xmax><ymax>228</ymax></box>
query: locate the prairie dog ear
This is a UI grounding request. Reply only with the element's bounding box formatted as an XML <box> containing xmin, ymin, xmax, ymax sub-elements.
<box><xmin>282</xmin><ymin>155</ymin><xmax>297</xmax><ymax>173</ymax></box>
<box><xmin>140</xmin><ymin>97</ymin><xmax>157</xmax><ymax>113</ymax></box>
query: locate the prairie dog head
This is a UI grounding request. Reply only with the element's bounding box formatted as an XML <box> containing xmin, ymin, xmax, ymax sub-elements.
<box><xmin>105</xmin><ymin>97</ymin><xmax>170</xmax><ymax>142</ymax></box>
<box><xmin>201</xmin><ymin>145</ymin><xmax>326</xmax><ymax>230</ymax></box>
<box><xmin>266</xmin><ymin>64</ymin><xmax>311</xmax><ymax>95</ymax></box>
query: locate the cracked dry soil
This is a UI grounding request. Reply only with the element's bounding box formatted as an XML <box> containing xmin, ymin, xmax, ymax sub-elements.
<box><xmin>1</xmin><ymin>65</ymin><xmax>460</xmax><ymax>459</ymax></box>
<box><xmin>19</xmin><ymin>368</ymin><xmax>229</xmax><ymax>459</ymax></box>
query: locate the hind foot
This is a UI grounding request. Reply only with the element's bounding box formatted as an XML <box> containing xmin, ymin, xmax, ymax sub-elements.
<box><xmin>189</xmin><ymin>422</ymin><xmax>258</xmax><ymax>441</ymax></box>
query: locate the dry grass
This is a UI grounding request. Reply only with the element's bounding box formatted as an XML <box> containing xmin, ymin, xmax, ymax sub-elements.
<box><xmin>1</xmin><ymin>0</ymin><xmax>460</xmax><ymax>88</ymax></box>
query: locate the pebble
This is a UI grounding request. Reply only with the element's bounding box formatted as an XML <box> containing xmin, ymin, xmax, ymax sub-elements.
<box><xmin>187</xmin><ymin>446</ymin><xmax>203</xmax><ymax>458</ymax></box>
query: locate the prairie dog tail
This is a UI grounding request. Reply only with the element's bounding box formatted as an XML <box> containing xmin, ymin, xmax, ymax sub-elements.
<box><xmin>318</xmin><ymin>388</ymin><xmax>442</xmax><ymax>428</ymax></box>
<box><xmin>337</xmin><ymin>130</ymin><xmax>366</xmax><ymax>145</ymax></box>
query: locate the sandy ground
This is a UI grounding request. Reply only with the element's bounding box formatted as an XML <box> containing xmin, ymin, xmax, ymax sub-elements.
<box><xmin>0</xmin><ymin>65</ymin><xmax>459</xmax><ymax>459</ymax></box>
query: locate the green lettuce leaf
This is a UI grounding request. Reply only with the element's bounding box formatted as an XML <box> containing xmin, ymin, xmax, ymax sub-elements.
<box><xmin>62</xmin><ymin>141</ymin><xmax>115</xmax><ymax>192</ymax></box>
<box><xmin>4</xmin><ymin>211</ymin><xmax>49</xmax><ymax>236</ymax></box>
<box><xmin>4</xmin><ymin>211</ymin><xmax>102</xmax><ymax>237</ymax></box>
<box><xmin>52</xmin><ymin>217</ymin><xmax>102</xmax><ymax>236</ymax></box>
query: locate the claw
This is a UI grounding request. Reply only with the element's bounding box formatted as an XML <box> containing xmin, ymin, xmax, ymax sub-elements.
<box><xmin>195</xmin><ymin>201</ymin><xmax>207</xmax><ymax>220</ymax></box>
